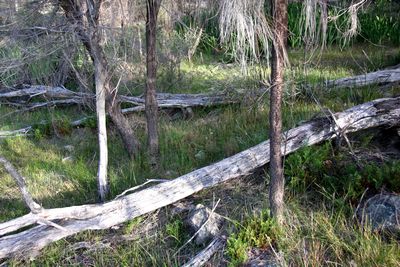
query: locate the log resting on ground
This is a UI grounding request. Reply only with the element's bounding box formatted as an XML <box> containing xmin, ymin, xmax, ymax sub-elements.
<box><xmin>0</xmin><ymin>97</ymin><xmax>399</xmax><ymax>259</ymax></box>
<box><xmin>0</xmin><ymin>85</ymin><xmax>254</xmax><ymax>111</ymax></box>
<box><xmin>327</xmin><ymin>68</ymin><xmax>400</xmax><ymax>89</ymax></box>
<box><xmin>2</xmin><ymin>66</ymin><xmax>400</xmax><ymax>109</ymax></box>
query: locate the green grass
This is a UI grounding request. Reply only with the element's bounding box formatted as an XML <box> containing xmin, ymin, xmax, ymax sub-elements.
<box><xmin>1</xmin><ymin>44</ymin><xmax>400</xmax><ymax>265</ymax></box>
<box><xmin>225</xmin><ymin>138</ymin><xmax>400</xmax><ymax>266</ymax></box>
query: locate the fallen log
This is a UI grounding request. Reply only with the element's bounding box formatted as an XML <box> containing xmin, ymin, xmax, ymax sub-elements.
<box><xmin>2</xmin><ymin>66</ymin><xmax>400</xmax><ymax>111</ymax></box>
<box><xmin>0</xmin><ymin>85</ymin><xmax>86</xmax><ymax>99</ymax></box>
<box><xmin>327</xmin><ymin>68</ymin><xmax>400</xmax><ymax>89</ymax></box>
<box><xmin>0</xmin><ymin>97</ymin><xmax>399</xmax><ymax>259</ymax></box>
<box><xmin>0</xmin><ymin>85</ymin><xmax>254</xmax><ymax>112</ymax></box>
<box><xmin>0</xmin><ymin>103</ymin><xmax>191</xmax><ymax>138</ymax></box>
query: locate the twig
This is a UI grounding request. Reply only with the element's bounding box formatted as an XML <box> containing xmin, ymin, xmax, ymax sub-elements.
<box><xmin>181</xmin><ymin>236</ymin><xmax>226</xmax><ymax>267</ymax></box>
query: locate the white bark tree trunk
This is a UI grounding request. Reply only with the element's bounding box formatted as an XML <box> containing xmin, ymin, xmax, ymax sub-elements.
<box><xmin>94</xmin><ymin>63</ymin><xmax>108</xmax><ymax>202</ymax></box>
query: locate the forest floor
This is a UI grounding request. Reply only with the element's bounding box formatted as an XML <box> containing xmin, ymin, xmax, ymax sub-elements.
<box><xmin>1</xmin><ymin>44</ymin><xmax>400</xmax><ymax>266</ymax></box>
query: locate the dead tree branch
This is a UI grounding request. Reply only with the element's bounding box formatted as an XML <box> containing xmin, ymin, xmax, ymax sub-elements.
<box><xmin>0</xmin><ymin>157</ymin><xmax>42</xmax><ymax>213</ymax></box>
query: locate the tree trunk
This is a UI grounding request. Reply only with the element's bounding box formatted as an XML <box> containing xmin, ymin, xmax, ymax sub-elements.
<box><xmin>145</xmin><ymin>0</ymin><xmax>161</xmax><ymax>165</ymax></box>
<box><xmin>107</xmin><ymin>99</ymin><xmax>140</xmax><ymax>158</ymax></box>
<box><xmin>94</xmin><ymin>59</ymin><xmax>108</xmax><ymax>202</ymax></box>
<box><xmin>59</xmin><ymin>0</ymin><xmax>140</xmax><ymax>200</ymax></box>
<box><xmin>269</xmin><ymin>0</ymin><xmax>288</xmax><ymax>224</ymax></box>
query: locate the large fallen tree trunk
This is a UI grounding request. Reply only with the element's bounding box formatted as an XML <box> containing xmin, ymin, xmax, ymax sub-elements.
<box><xmin>327</xmin><ymin>67</ymin><xmax>400</xmax><ymax>89</ymax></box>
<box><xmin>0</xmin><ymin>97</ymin><xmax>399</xmax><ymax>259</ymax></box>
<box><xmin>0</xmin><ymin>85</ymin><xmax>251</xmax><ymax>112</ymax></box>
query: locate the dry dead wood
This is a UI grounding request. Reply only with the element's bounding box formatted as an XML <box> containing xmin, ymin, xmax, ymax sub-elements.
<box><xmin>0</xmin><ymin>157</ymin><xmax>42</xmax><ymax>213</ymax></box>
<box><xmin>0</xmin><ymin>85</ymin><xmax>86</xmax><ymax>99</ymax></box>
<box><xmin>0</xmin><ymin>85</ymin><xmax>251</xmax><ymax>112</ymax></box>
<box><xmin>327</xmin><ymin>68</ymin><xmax>400</xmax><ymax>89</ymax></box>
<box><xmin>182</xmin><ymin>237</ymin><xmax>226</xmax><ymax>267</ymax></box>
<box><xmin>1</xmin><ymin>66</ymin><xmax>399</xmax><ymax>110</ymax></box>
<box><xmin>0</xmin><ymin>97</ymin><xmax>399</xmax><ymax>259</ymax></box>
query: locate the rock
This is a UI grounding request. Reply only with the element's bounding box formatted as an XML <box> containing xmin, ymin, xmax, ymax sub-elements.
<box><xmin>358</xmin><ymin>193</ymin><xmax>400</xmax><ymax>235</ymax></box>
<box><xmin>63</xmin><ymin>145</ymin><xmax>74</xmax><ymax>152</ymax></box>
<box><xmin>186</xmin><ymin>204</ymin><xmax>223</xmax><ymax>245</ymax></box>
<box><xmin>183</xmin><ymin>107</ymin><xmax>194</xmax><ymax>120</ymax></box>
<box><xmin>62</xmin><ymin>156</ymin><xmax>73</xmax><ymax>163</ymax></box>
<box><xmin>245</xmin><ymin>248</ymin><xmax>283</xmax><ymax>267</ymax></box>
<box><xmin>195</xmin><ymin>150</ymin><xmax>206</xmax><ymax>161</ymax></box>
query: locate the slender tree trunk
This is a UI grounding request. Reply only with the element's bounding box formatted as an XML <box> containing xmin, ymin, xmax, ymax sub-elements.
<box><xmin>60</xmin><ymin>0</ymin><xmax>140</xmax><ymax>200</ymax></box>
<box><xmin>94</xmin><ymin>61</ymin><xmax>108</xmax><ymax>202</ymax></box>
<box><xmin>320</xmin><ymin>0</ymin><xmax>328</xmax><ymax>49</ymax></box>
<box><xmin>269</xmin><ymin>0</ymin><xmax>288</xmax><ymax>224</ymax></box>
<box><xmin>107</xmin><ymin>99</ymin><xmax>140</xmax><ymax>158</ymax></box>
<box><xmin>145</xmin><ymin>0</ymin><xmax>161</xmax><ymax>165</ymax></box>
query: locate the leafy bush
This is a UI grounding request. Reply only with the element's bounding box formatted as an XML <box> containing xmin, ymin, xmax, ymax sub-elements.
<box><xmin>285</xmin><ymin>142</ymin><xmax>400</xmax><ymax>203</ymax></box>
<box><xmin>226</xmin><ymin>210</ymin><xmax>282</xmax><ymax>266</ymax></box>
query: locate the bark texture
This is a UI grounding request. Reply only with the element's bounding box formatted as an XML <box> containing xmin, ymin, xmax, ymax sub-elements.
<box><xmin>0</xmin><ymin>97</ymin><xmax>399</xmax><ymax>259</ymax></box>
<box><xmin>327</xmin><ymin>68</ymin><xmax>400</xmax><ymax>88</ymax></box>
<box><xmin>269</xmin><ymin>0</ymin><xmax>288</xmax><ymax>224</ymax></box>
<box><xmin>0</xmin><ymin>86</ymin><xmax>254</xmax><ymax>113</ymax></box>
<box><xmin>145</xmin><ymin>0</ymin><xmax>162</xmax><ymax>164</ymax></box>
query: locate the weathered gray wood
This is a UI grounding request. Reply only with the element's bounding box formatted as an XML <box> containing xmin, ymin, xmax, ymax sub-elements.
<box><xmin>2</xmin><ymin>66</ymin><xmax>400</xmax><ymax>110</ymax></box>
<box><xmin>328</xmin><ymin>68</ymin><xmax>400</xmax><ymax>88</ymax></box>
<box><xmin>0</xmin><ymin>97</ymin><xmax>399</xmax><ymax>259</ymax></box>
<box><xmin>182</xmin><ymin>237</ymin><xmax>226</xmax><ymax>267</ymax></box>
<box><xmin>0</xmin><ymin>86</ymin><xmax>258</xmax><ymax>111</ymax></box>
<box><xmin>0</xmin><ymin>85</ymin><xmax>86</xmax><ymax>99</ymax></box>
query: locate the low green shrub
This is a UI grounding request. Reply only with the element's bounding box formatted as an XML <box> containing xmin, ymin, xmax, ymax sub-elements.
<box><xmin>226</xmin><ymin>210</ymin><xmax>282</xmax><ymax>266</ymax></box>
